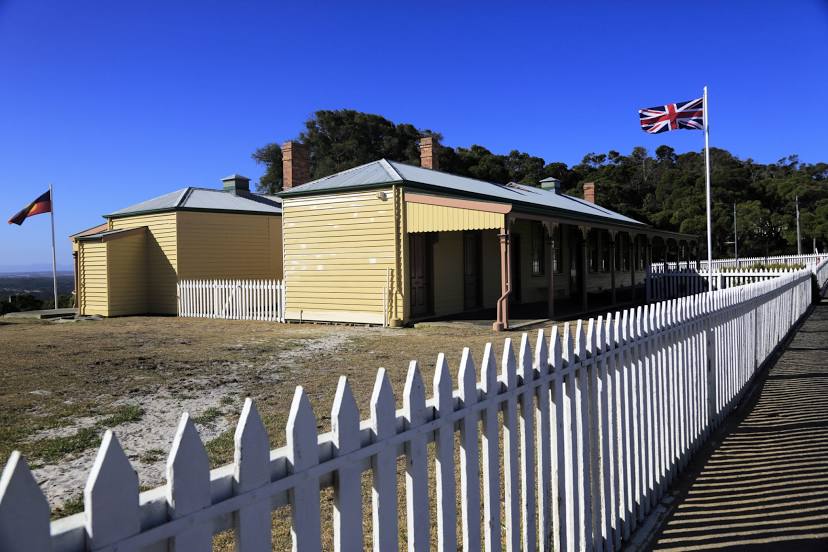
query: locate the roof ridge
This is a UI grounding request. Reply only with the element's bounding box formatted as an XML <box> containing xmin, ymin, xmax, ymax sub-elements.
<box><xmin>176</xmin><ymin>187</ymin><xmax>194</xmax><ymax>207</ymax></box>
<box><xmin>280</xmin><ymin>159</ymin><xmax>403</xmax><ymax>195</ymax></box>
<box><xmin>379</xmin><ymin>159</ymin><xmax>404</xmax><ymax>181</ymax></box>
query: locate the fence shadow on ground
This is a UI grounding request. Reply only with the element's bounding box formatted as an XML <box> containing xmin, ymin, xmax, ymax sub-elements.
<box><xmin>651</xmin><ymin>298</ymin><xmax>828</xmax><ymax>552</ymax></box>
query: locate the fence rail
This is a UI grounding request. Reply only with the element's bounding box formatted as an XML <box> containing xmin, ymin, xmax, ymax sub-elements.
<box><xmin>0</xmin><ymin>270</ymin><xmax>816</xmax><ymax>552</ymax></box>
<box><xmin>177</xmin><ymin>279</ymin><xmax>285</xmax><ymax>322</ymax></box>
<box><xmin>645</xmin><ymin>267</ymin><xmax>801</xmax><ymax>302</ymax></box>
<box><xmin>647</xmin><ymin>256</ymin><xmax>828</xmax><ymax>302</ymax></box>
<box><xmin>652</xmin><ymin>253</ymin><xmax>825</xmax><ymax>272</ymax></box>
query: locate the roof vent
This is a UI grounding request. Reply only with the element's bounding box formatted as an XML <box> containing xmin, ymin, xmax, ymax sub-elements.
<box><xmin>540</xmin><ymin>177</ymin><xmax>561</xmax><ymax>194</ymax></box>
<box><xmin>222</xmin><ymin>174</ymin><xmax>250</xmax><ymax>195</ymax></box>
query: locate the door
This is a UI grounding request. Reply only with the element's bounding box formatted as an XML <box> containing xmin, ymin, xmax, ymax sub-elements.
<box><xmin>409</xmin><ymin>233</ymin><xmax>432</xmax><ymax>317</ymax></box>
<box><xmin>510</xmin><ymin>234</ymin><xmax>522</xmax><ymax>305</ymax></box>
<box><xmin>463</xmin><ymin>231</ymin><xmax>483</xmax><ymax>310</ymax></box>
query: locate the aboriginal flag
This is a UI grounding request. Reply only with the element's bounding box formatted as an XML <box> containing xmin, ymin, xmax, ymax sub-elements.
<box><xmin>8</xmin><ymin>190</ymin><xmax>52</xmax><ymax>225</ymax></box>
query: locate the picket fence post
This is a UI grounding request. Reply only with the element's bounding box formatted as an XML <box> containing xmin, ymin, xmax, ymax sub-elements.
<box><xmin>370</xmin><ymin>369</ymin><xmax>398</xmax><ymax>552</ymax></box>
<box><xmin>167</xmin><ymin>413</ymin><xmax>212</xmax><ymax>550</ymax></box>
<box><xmin>0</xmin><ymin>452</ymin><xmax>51</xmax><ymax>552</ymax></box>
<box><xmin>458</xmin><ymin>348</ymin><xmax>481</xmax><ymax>552</ymax></box>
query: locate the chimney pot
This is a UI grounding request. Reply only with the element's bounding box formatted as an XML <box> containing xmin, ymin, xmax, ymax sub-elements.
<box><xmin>281</xmin><ymin>141</ymin><xmax>311</xmax><ymax>190</ymax></box>
<box><xmin>221</xmin><ymin>174</ymin><xmax>250</xmax><ymax>195</ymax></box>
<box><xmin>583</xmin><ymin>182</ymin><xmax>596</xmax><ymax>203</ymax></box>
<box><xmin>419</xmin><ymin>136</ymin><xmax>439</xmax><ymax>170</ymax></box>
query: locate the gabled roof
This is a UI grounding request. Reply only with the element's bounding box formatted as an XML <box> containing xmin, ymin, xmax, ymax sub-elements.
<box><xmin>105</xmin><ymin>188</ymin><xmax>282</xmax><ymax>219</ymax></box>
<box><xmin>279</xmin><ymin>159</ymin><xmax>645</xmax><ymax>227</ymax></box>
<box><xmin>69</xmin><ymin>222</ymin><xmax>109</xmax><ymax>241</ymax></box>
<box><xmin>76</xmin><ymin>226</ymin><xmax>147</xmax><ymax>243</ymax></box>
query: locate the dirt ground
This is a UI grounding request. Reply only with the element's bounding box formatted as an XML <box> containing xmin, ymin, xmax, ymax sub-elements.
<box><xmin>0</xmin><ymin>316</ymin><xmax>516</xmax><ymax>519</ymax></box>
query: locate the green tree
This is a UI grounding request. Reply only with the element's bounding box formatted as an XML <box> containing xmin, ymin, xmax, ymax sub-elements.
<box><xmin>253</xmin><ymin>109</ymin><xmax>828</xmax><ymax>254</ymax></box>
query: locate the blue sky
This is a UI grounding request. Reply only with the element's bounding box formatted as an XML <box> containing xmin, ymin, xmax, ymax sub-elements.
<box><xmin>2</xmin><ymin>1</ymin><xmax>827</xmax><ymax>271</ymax></box>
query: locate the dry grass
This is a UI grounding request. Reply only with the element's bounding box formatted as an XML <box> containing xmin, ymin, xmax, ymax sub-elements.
<box><xmin>1</xmin><ymin>316</ymin><xmax>522</xmax><ymax>548</ymax></box>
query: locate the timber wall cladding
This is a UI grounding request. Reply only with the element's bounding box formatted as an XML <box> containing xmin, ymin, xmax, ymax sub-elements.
<box><xmin>282</xmin><ymin>188</ymin><xmax>398</xmax><ymax>324</ymax></box>
<box><xmin>78</xmin><ymin>241</ymin><xmax>108</xmax><ymax>315</ymax></box>
<box><xmin>110</xmin><ymin>212</ymin><xmax>178</xmax><ymax>314</ymax></box>
<box><xmin>0</xmin><ymin>264</ymin><xmax>821</xmax><ymax>552</ymax></box>
<box><xmin>105</xmin><ymin>231</ymin><xmax>147</xmax><ymax>316</ymax></box>
<box><xmin>430</xmin><ymin>230</ymin><xmax>502</xmax><ymax>316</ymax></box>
<box><xmin>176</xmin><ymin>212</ymin><xmax>282</xmax><ymax>281</ymax></box>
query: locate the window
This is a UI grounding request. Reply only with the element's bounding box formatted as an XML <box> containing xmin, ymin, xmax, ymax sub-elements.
<box><xmin>616</xmin><ymin>235</ymin><xmax>631</xmax><ymax>272</ymax></box>
<box><xmin>531</xmin><ymin>222</ymin><xmax>545</xmax><ymax>276</ymax></box>
<box><xmin>589</xmin><ymin>231</ymin><xmax>599</xmax><ymax>272</ymax></box>
<box><xmin>637</xmin><ymin>239</ymin><xmax>647</xmax><ymax>271</ymax></box>
<box><xmin>553</xmin><ymin>225</ymin><xmax>563</xmax><ymax>273</ymax></box>
<box><xmin>599</xmin><ymin>232</ymin><xmax>610</xmax><ymax>272</ymax></box>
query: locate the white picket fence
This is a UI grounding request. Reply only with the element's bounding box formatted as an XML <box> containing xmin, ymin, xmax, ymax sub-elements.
<box><xmin>647</xmin><ymin>256</ymin><xmax>828</xmax><ymax>302</ymax></box>
<box><xmin>652</xmin><ymin>252</ymin><xmax>825</xmax><ymax>272</ymax></box>
<box><xmin>645</xmin><ymin>267</ymin><xmax>800</xmax><ymax>302</ymax></box>
<box><xmin>817</xmin><ymin>258</ymin><xmax>828</xmax><ymax>292</ymax></box>
<box><xmin>0</xmin><ymin>267</ymin><xmax>816</xmax><ymax>552</ymax></box>
<box><xmin>177</xmin><ymin>279</ymin><xmax>285</xmax><ymax>322</ymax></box>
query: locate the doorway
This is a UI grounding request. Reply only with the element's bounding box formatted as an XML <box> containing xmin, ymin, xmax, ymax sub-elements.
<box><xmin>409</xmin><ymin>233</ymin><xmax>433</xmax><ymax>318</ymax></box>
<box><xmin>463</xmin><ymin>231</ymin><xmax>483</xmax><ymax>310</ymax></box>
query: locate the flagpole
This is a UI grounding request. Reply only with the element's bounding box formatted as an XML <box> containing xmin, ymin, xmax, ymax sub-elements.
<box><xmin>703</xmin><ymin>85</ymin><xmax>713</xmax><ymax>288</ymax></box>
<box><xmin>49</xmin><ymin>183</ymin><xmax>58</xmax><ymax>309</ymax></box>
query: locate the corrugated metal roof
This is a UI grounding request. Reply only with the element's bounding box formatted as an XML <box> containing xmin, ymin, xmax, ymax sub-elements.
<box><xmin>106</xmin><ymin>188</ymin><xmax>282</xmax><ymax>218</ymax></box>
<box><xmin>76</xmin><ymin>227</ymin><xmax>146</xmax><ymax>242</ymax></box>
<box><xmin>390</xmin><ymin>161</ymin><xmax>644</xmax><ymax>226</ymax></box>
<box><xmin>278</xmin><ymin>159</ymin><xmax>401</xmax><ymax>195</ymax></box>
<box><xmin>280</xmin><ymin>159</ymin><xmax>645</xmax><ymax>227</ymax></box>
<box><xmin>69</xmin><ymin>222</ymin><xmax>109</xmax><ymax>240</ymax></box>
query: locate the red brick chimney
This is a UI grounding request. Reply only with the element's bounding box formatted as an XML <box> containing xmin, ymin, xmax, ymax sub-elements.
<box><xmin>419</xmin><ymin>136</ymin><xmax>439</xmax><ymax>170</ymax></box>
<box><xmin>583</xmin><ymin>182</ymin><xmax>596</xmax><ymax>203</ymax></box>
<box><xmin>281</xmin><ymin>141</ymin><xmax>310</xmax><ymax>190</ymax></box>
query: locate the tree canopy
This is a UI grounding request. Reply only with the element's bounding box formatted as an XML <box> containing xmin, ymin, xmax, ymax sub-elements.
<box><xmin>254</xmin><ymin>109</ymin><xmax>828</xmax><ymax>257</ymax></box>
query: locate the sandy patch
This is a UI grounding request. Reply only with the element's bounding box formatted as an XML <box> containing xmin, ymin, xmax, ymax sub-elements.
<box><xmin>32</xmin><ymin>380</ymin><xmax>243</xmax><ymax>507</ymax></box>
<box><xmin>266</xmin><ymin>333</ymin><xmax>352</xmax><ymax>371</ymax></box>
<box><xmin>30</xmin><ymin>333</ymin><xmax>354</xmax><ymax>508</ymax></box>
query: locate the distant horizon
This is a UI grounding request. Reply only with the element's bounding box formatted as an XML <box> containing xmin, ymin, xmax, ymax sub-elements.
<box><xmin>0</xmin><ymin>266</ymin><xmax>74</xmax><ymax>275</ymax></box>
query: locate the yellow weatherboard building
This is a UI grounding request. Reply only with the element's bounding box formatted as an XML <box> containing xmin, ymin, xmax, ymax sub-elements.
<box><xmin>73</xmin><ymin>175</ymin><xmax>282</xmax><ymax>317</ymax></box>
<box><xmin>278</xmin><ymin>138</ymin><xmax>697</xmax><ymax>330</ymax></box>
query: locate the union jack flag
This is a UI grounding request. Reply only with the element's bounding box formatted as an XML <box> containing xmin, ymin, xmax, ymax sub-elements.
<box><xmin>638</xmin><ymin>97</ymin><xmax>704</xmax><ymax>134</ymax></box>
